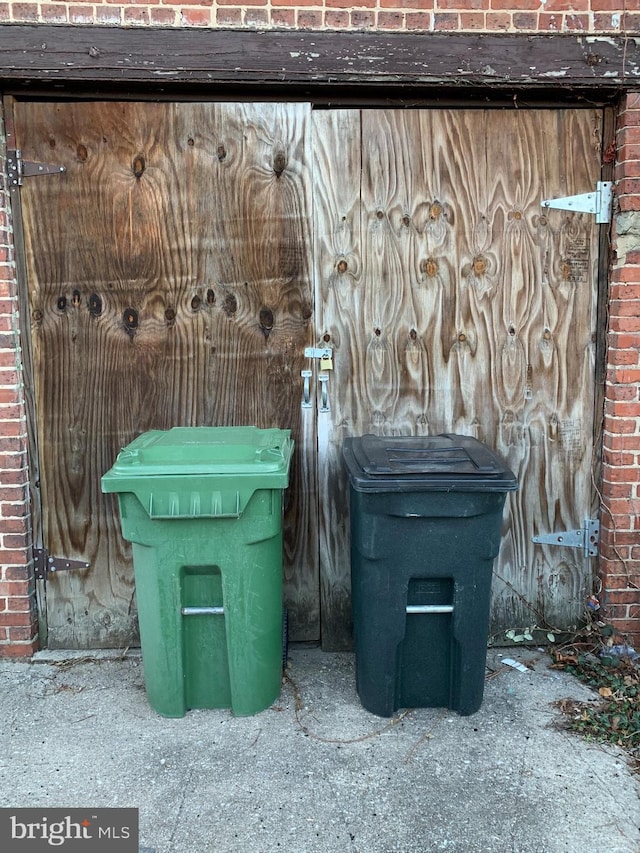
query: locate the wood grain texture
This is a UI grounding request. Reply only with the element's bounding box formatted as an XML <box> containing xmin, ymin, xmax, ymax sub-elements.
<box><xmin>15</xmin><ymin>100</ymin><xmax>318</xmax><ymax>647</ymax></box>
<box><xmin>312</xmin><ymin>109</ymin><xmax>363</xmax><ymax>650</ymax></box>
<box><xmin>0</xmin><ymin>27</ymin><xmax>638</xmax><ymax>88</ymax></box>
<box><xmin>316</xmin><ymin>108</ymin><xmax>602</xmax><ymax>646</ymax></box>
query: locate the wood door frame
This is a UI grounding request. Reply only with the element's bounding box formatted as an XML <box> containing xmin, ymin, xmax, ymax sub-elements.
<box><xmin>0</xmin><ymin>27</ymin><xmax>638</xmax><ymax>97</ymax></box>
<box><xmin>3</xmin><ymin>27</ymin><xmax>624</xmax><ymax>647</ymax></box>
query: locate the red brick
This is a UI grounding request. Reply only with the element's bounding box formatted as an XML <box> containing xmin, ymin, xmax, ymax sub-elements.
<box><xmin>605</xmin><ymin>603</ymin><xmax>631</xmax><ymax>620</ymax></box>
<box><xmin>68</xmin><ymin>6</ymin><xmax>97</xmax><ymax>23</ymax></box>
<box><xmin>351</xmin><ymin>10</ymin><xmax>375</xmax><ymax>26</ymax></box>
<box><xmin>41</xmin><ymin>4</ymin><xmax>68</xmax><ymax>21</ymax></box>
<box><xmin>617</xmin><ymin>177</ymin><xmax>640</xmax><ymax>194</ymax></box>
<box><xmin>593</xmin><ymin>12</ymin><xmax>620</xmax><ymax>29</ymax></box>
<box><xmin>297</xmin><ymin>10</ymin><xmax>322</xmax><ymax>27</ymax></box>
<box><xmin>438</xmin><ymin>0</ymin><xmax>484</xmax><ymax>7</ymax></box>
<box><xmin>608</xmin><ymin>367</ymin><xmax>640</xmax><ymax>383</ymax></box>
<box><xmin>607</xmin><ymin>350</ymin><xmax>639</xmax><ymax>367</ymax></box>
<box><xmin>0</xmin><ymin>548</ymin><xmax>30</xmax><ymax>567</ymax></box>
<box><xmin>563</xmin><ymin>14</ymin><xmax>591</xmax><ymax>29</ymax></box>
<box><xmin>513</xmin><ymin>12</ymin><xmax>538</xmax><ymax>28</ymax></box>
<box><xmin>0</xmin><ymin>642</ymin><xmax>38</xmax><ymax>658</ymax></box>
<box><xmin>327</xmin><ymin>0</ymin><xmax>376</xmax><ymax>7</ymax></box>
<box><xmin>0</xmin><ymin>502</ymin><xmax>30</xmax><ymax>520</ymax></box>
<box><xmin>123</xmin><ymin>7</ymin><xmax>151</xmax><ymax>23</ymax></box>
<box><xmin>215</xmin><ymin>7</ymin><xmax>241</xmax><ymax>24</ymax></box>
<box><xmin>622</xmin><ymin>82</ymin><xmax>640</xmax><ymax>104</ymax></box>
<box><xmin>609</xmin><ymin>284</ymin><xmax>640</xmax><ymax>300</ymax></box>
<box><xmin>491</xmin><ymin>0</ymin><xmax>538</xmax><ymax>8</ymax></box>
<box><xmin>601</xmin><ymin>481</ymin><xmax>637</xmax><ymax>498</ymax></box>
<box><xmin>7</xmin><ymin>625</ymin><xmax>37</xmax><ymax>642</ymax></box>
<box><xmin>0</xmin><ymin>610</ymin><xmax>34</xmax><ymax>626</ymax></box>
<box><xmin>150</xmin><ymin>8</ymin><xmax>176</xmax><ymax>23</ymax></box>
<box><xmin>605</xmin><ymin>403</ymin><xmax>640</xmax><ymax>422</ymax></box>
<box><xmin>617</xmin><ymin>124</ymin><xmax>640</xmax><ymax>147</ymax></box>
<box><xmin>325</xmin><ymin>9</ymin><xmax>349</xmax><ymax>26</ymax></box>
<box><xmin>0</xmin><ymin>453</ymin><xmax>29</xmax><ymax>471</ymax></box>
<box><xmin>379</xmin><ymin>11</ymin><xmax>405</xmax><ymax>27</ymax></box>
<box><xmin>4</xmin><ymin>565</ymin><xmax>32</xmax><ymax>581</ymax></box>
<box><xmin>433</xmin><ymin>12</ymin><xmax>459</xmax><ymax>28</ymax></box>
<box><xmin>604</xmin><ymin>381</ymin><xmax>638</xmax><ymax>400</ymax></box>
<box><xmin>623</xmin><ymin>13</ymin><xmax>640</xmax><ymax>31</ymax></box>
<box><xmin>538</xmin><ymin>13</ymin><xmax>561</xmax><ymax>29</ymax></box>
<box><xmin>606</xmin><ymin>589</ymin><xmax>640</xmax><ymax>605</ymax></box>
<box><xmin>406</xmin><ymin>12</ymin><xmax>432</xmax><ymax>28</ymax></box>
<box><xmin>602</xmin><ymin>572</ymin><xmax>640</xmax><ymax>590</ymax></box>
<box><xmin>592</xmin><ymin>0</ymin><xmax>628</xmax><ymax>9</ymax></box>
<box><xmin>244</xmin><ymin>8</ymin><xmax>268</xmax><ymax>25</ymax></box>
<box><xmin>618</xmin><ymin>196</ymin><xmax>640</xmax><ymax>213</ymax></box>
<box><xmin>544</xmin><ymin>0</ymin><xmax>588</xmax><ymax>8</ymax></box>
<box><xmin>10</xmin><ymin>3</ymin><xmax>38</xmax><ymax>21</ymax></box>
<box><xmin>0</xmin><ymin>581</ymin><xmax>31</xmax><ymax>598</ymax></box>
<box><xmin>271</xmin><ymin>8</ymin><xmax>295</xmax><ymax>25</ymax></box>
<box><xmin>608</xmin><ymin>315</ymin><xmax>640</xmax><ymax>333</ymax></box>
<box><xmin>459</xmin><ymin>12</ymin><xmax>486</xmax><ymax>27</ymax></box>
<box><xmin>4</xmin><ymin>594</ymin><xmax>32</xmax><ymax>611</ymax></box>
<box><xmin>179</xmin><ymin>7</ymin><xmax>211</xmax><ymax>24</ymax></box>
<box><xmin>2</xmin><ymin>533</ymin><xmax>30</xmax><ymax>549</ymax></box>
<box><xmin>95</xmin><ymin>8</ymin><xmax>123</xmax><ymax>23</ymax></box>
<box><xmin>604</xmin><ymin>434</ymin><xmax>640</xmax><ymax>452</ymax></box>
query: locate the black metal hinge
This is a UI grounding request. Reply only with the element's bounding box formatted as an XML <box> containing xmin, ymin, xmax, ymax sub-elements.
<box><xmin>7</xmin><ymin>149</ymin><xmax>66</xmax><ymax>189</ymax></box>
<box><xmin>33</xmin><ymin>548</ymin><xmax>90</xmax><ymax>581</ymax></box>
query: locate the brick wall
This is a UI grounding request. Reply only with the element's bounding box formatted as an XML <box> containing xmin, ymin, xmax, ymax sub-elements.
<box><xmin>0</xmin><ymin>1</ymin><xmax>636</xmax><ymax>32</ymax></box>
<box><xmin>0</xmin><ymin>116</ymin><xmax>38</xmax><ymax>657</ymax></box>
<box><xmin>602</xmin><ymin>92</ymin><xmax>640</xmax><ymax>649</ymax></box>
<box><xmin>0</xmin><ymin>4</ymin><xmax>638</xmax><ymax>654</ymax></box>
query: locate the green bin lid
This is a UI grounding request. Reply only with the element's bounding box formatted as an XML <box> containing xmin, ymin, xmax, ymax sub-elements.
<box><xmin>102</xmin><ymin>427</ymin><xmax>294</xmax><ymax>518</ymax></box>
<box><xmin>343</xmin><ymin>434</ymin><xmax>518</xmax><ymax>493</ymax></box>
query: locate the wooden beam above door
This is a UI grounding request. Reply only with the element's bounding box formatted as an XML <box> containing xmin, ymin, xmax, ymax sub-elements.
<box><xmin>0</xmin><ymin>26</ymin><xmax>638</xmax><ymax>93</ymax></box>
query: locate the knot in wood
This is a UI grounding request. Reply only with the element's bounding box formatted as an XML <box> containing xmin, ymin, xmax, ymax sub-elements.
<box><xmin>421</xmin><ymin>257</ymin><xmax>439</xmax><ymax>278</ymax></box>
<box><xmin>273</xmin><ymin>149</ymin><xmax>287</xmax><ymax>177</ymax></box>
<box><xmin>88</xmin><ymin>293</ymin><xmax>102</xmax><ymax>317</ymax></box>
<box><xmin>472</xmin><ymin>255</ymin><xmax>487</xmax><ymax>276</ymax></box>
<box><xmin>132</xmin><ymin>154</ymin><xmax>146</xmax><ymax>179</ymax></box>
<box><xmin>123</xmin><ymin>308</ymin><xmax>139</xmax><ymax>333</ymax></box>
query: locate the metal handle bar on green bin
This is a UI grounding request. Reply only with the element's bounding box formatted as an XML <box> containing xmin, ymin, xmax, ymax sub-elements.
<box><xmin>405</xmin><ymin>605</ymin><xmax>454</xmax><ymax>614</ymax></box>
<box><xmin>181</xmin><ymin>607</ymin><xmax>224</xmax><ymax>616</ymax></box>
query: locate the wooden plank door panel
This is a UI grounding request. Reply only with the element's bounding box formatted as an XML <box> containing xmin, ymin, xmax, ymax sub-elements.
<box><xmin>315</xmin><ymin>108</ymin><xmax>602</xmax><ymax>647</ymax></box>
<box><xmin>15</xmin><ymin>100</ymin><xmax>319</xmax><ymax>647</ymax></box>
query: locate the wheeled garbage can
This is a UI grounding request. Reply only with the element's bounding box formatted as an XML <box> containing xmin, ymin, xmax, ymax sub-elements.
<box><xmin>101</xmin><ymin>426</ymin><xmax>294</xmax><ymax>718</ymax></box>
<box><xmin>343</xmin><ymin>433</ymin><xmax>518</xmax><ymax>718</ymax></box>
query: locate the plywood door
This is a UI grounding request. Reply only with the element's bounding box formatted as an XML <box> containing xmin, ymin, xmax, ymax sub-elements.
<box><xmin>14</xmin><ymin>100</ymin><xmax>319</xmax><ymax>648</ymax></box>
<box><xmin>314</xmin><ymin>109</ymin><xmax>603</xmax><ymax>649</ymax></box>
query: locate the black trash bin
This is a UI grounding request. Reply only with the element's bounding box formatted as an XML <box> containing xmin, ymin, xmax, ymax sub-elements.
<box><xmin>343</xmin><ymin>433</ymin><xmax>518</xmax><ymax>717</ymax></box>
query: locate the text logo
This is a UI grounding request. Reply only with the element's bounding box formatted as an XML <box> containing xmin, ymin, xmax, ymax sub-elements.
<box><xmin>0</xmin><ymin>809</ymin><xmax>139</xmax><ymax>851</ymax></box>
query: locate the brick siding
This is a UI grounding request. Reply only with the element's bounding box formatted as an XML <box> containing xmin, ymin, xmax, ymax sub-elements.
<box><xmin>602</xmin><ymin>91</ymin><xmax>640</xmax><ymax>648</ymax></box>
<box><xmin>0</xmin><ymin>1</ymin><xmax>637</xmax><ymax>31</ymax></box>
<box><xmin>0</xmin><ymin>3</ymin><xmax>639</xmax><ymax>654</ymax></box>
<box><xmin>0</xmin><ymin>114</ymin><xmax>38</xmax><ymax>657</ymax></box>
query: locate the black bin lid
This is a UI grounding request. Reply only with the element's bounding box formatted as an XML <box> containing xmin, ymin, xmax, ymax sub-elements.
<box><xmin>343</xmin><ymin>434</ymin><xmax>518</xmax><ymax>493</ymax></box>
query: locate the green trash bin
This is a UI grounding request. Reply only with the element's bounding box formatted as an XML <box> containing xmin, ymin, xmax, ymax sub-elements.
<box><xmin>101</xmin><ymin>426</ymin><xmax>294</xmax><ymax>718</ymax></box>
<box><xmin>343</xmin><ymin>433</ymin><xmax>518</xmax><ymax>718</ymax></box>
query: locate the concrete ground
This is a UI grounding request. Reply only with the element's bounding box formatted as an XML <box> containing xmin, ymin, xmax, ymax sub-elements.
<box><xmin>0</xmin><ymin>646</ymin><xmax>638</xmax><ymax>853</ymax></box>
